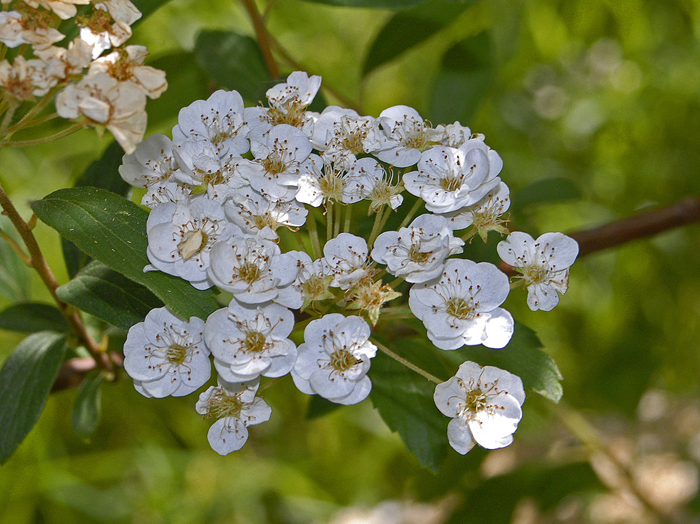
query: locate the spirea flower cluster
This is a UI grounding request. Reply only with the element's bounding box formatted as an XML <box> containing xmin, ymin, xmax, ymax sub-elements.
<box><xmin>118</xmin><ymin>71</ymin><xmax>579</xmax><ymax>456</ymax></box>
<box><xmin>0</xmin><ymin>0</ymin><xmax>166</xmax><ymax>152</ymax></box>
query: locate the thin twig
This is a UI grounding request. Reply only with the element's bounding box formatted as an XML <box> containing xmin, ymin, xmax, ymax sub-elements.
<box><xmin>239</xmin><ymin>0</ymin><xmax>279</xmax><ymax>79</ymax></box>
<box><xmin>0</xmin><ymin>121</ymin><xmax>87</xmax><ymax>148</ymax></box>
<box><xmin>372</xmin><ymin>338</ymin><xmax>442</xmax><ymax>385</ymax></box>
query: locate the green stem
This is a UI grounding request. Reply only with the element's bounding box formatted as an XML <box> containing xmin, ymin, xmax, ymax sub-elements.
<box><xmin>343</xmin><ymin>203</ymin><xmax>352</xmax><ymax>233</ymax></box>
<box><xmin>368</xmin><ymin>206</ymin><xmax>385</xmax><ymax>246</ymax></box>
<box><xmin>333</xmin><ymin>201</ymin><xmax>342</xmax><ymax>238</ymax></box>
<box><xmin>0</xmin><ymin>99</ymin><xmax>19</xmax><ymax>137</ymax></box>
<box><xmin>239</xmin><ymin>0</ymin><xmax>279</xmax><ymax>78</ymax></box>
<box><xmin>1</xmin><ymin>121</ymin><xmax>87</xmax><ymax>148</ymax></box>
<box><xmin>372</xmin><ymin>338</ymin><xmax>442</xmax><ymax>385</ymax></box>
<box><xmin>398</xmin><ymin>198</ymin><xmax>423</xmax><ymax>230</ymax></box>
<box><xmin>377</xmin><ymin>306</ymin><xmax>413</xmax><ymax>319</ymax></box>
<box><xmin>326</xmin><ymin>200</ymin><xmax>333</xmax><ymax>242</ymax></box>
<box><xmin>306</xmin><ymin>210</ymin><xmax>322</xmax><ymax>259</ymax></box>
<box><xmin>3</xmin><ymin>86</ymin><xmax>60</xmax><ymax>139</ymax></box>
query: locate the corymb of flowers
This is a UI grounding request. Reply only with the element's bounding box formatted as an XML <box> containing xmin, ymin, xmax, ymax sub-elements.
<box><xmin>119</xmin><ymin>71</ymin><xmax>579</xmax><ymax>456</ymax></box>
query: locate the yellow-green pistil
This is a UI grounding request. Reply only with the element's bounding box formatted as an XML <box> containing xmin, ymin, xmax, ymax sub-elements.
<box><xmin>330</xmin><ymin>350</ymin><xmax>361</xmax><ymax>372</ymax></box>
<box><xmin>206</xmin><ymin>390</ymin><xmax>244</xmax><ymax>420</ymax></box>
<box><xmin>166</xmin><ymin>343</ymin><xmax>188</xmax><ymax>365</ymax></box>
<box><xmin>446</xmin><ymin>297</ymin><xmax>475</xmax><ymax>320</ymax></box>
<box><xmin>243</xmin><ymin>331</ymin><xmax>267</xmax><ymax>353</ymax></box>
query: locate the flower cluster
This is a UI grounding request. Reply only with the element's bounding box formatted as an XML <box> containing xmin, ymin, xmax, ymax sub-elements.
<box><xmin>118</xmin><ymin>71</ymin><xmax>578</xmax><ymax>456</ymax></box>
<box><xmin>0</xmin><ymin>0</ymin><xmax>166</xmax><ymax>152</ymax></box>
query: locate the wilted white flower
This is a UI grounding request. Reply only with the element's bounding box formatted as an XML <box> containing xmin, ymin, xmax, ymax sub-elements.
<box><xmin>205</xmin><ymin>301</ymin><xmax>297</xmax><ymax>383</ymax></box>
<box><xmin>196</xmin><ymin>378</ymin><xmax>272</xmax><ymax>455</ymax></box>
<box><xmin>89</xmin><ymin>45</ymin><xmax>167</xmax><ymax>99</ymax></box>
<box><xmin>409</xmin><ymin>259</ymin><xmax>514</xmax><ymax>349</ymax></box>
<box><xmin>24</xmin><ymin>0</ymin><xmax>90</xmax><ymax>20</ymax></box>
<box><xmin>123</xmin><ymin>307</ymin><xmax>210</xmax><ymax>398</ymax></box>
<box><xmin>372</xmin><ymin>214</ymin><xmax>464</xmax><ymax>283</ymax></box>
<box><xmin>434</xmin><ymin>361</ymin><xmax>525</xmax><ymax>454</ymax></box>
<box><xmin>292</xmin><ymin>313</ymin><xmax>377</xmax><ymax>405</ymax></box>
<box><xmin>0</xmin><ymin>9</ymin><xmax>64</xmax><ymax>49</ymax></box>
<box><xmin>79</xmin><ymin>1</ymin><xmax>140</xmax><ymax>58</ymax></box>
<box><xmin>497</xmin><ymin>231</ymin><xmax>579</xmax><ymax>311</ymax></box>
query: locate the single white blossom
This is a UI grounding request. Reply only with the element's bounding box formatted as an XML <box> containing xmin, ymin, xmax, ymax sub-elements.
<box><xmin>224</xmin><ymin>188</ymin><xmax>307</xmax><ymax>241</ymax></box>
<box><xmin>321</xmin><ymin>233</ymin><xmax>372</xmax><ymax>290</ymax></box>
<box><xmin>441</xmin><ymin>181</ymin><xmax>511</xmax><ymax>238</ymax></box>
<box><xmin>123</xmin><ymin>307</ymin><xmax>210</xmax><ymax>398</ymax></box>
<box><xmin>497</xmin><ymin>231</ymin><xmax>579</xmax><ymax>311</ymax></box>
<box><xmin>89</xmin><ymin>45</ymin><xmax>167</xmax><ymax>99</ymax></box>
<box><xmin>292</xmin><ymin>313</ymin><xmax>377</xmax><ymax>405</ymax></box>
<box><xmin>196</xmin><ymin>378</ymin><xmax>272</xmax><ymax>455</ymax></box>
<box><xmin>375</xmin><ymin>105</ymin><xmax>444</xmax><ymax>167</ymax></box>
<box><xmin>310</xmin><ymin>105</ymin><xmax>382</xmax><ymax>160</ymax></box>
<box><xmin>409</xmin><ymin>259</ymin><xmax>514</xmax><ymax>349</ymax></box>
<box><xmin>372</xmin><ymin>214</ymin><xmax>464</xmax><ymax>283</ymax></box>
<box><xmin>434</xmin><ymin>361</ymin><xmax>525</xmax><ymax>454</ymax></box>
<box><xmin>119</xmin><ymin>133</ymin><xmax>180</xmax><ymax>188</ymax></box>
<box><xmin>205</xmin><ymin>301</ymin><xmax>297</xmax><ymax>383</ymax></box>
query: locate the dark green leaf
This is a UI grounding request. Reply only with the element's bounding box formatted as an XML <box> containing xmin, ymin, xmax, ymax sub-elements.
<box><xmin>64</xmin><ymin>141</ymin><xmax>132</xmax><ymax>278</ymax></box>
<box><xmin>0</xmin><ymin>216</ymin><xmax>30</xmax><ymax>302</ymax></box>
<box><xmin>370</xmin><ymin>343</ymin><xmax>449</xmax><ymax>471</ymax></box>
<box><xmin>0</xmin><ymin>303</ymin><xmax>71</xmax><ymax>334</ymax></box>
<box><xmin>195</xmin><ymin>31</ymin><xmax>272</xmax><ymax>103</ymax></box>
<box><xmin>132</xmin><ymin>0</ymin><xmax>176</xmax><ymax>21</ymax></box>
<box><xmin>428</xmin><ymin>31</ymin><xmax>494</xmax><ymax>125</ymax></box>
<box><xmin>443</xmin><ymin>322</ymin><xmax>564</xmax><ymax>402</ymax></box>
<box><xmin>72</xmin><ymin>370</ymin><xmax>105</xmax><ymax>440</ymax></box>
<box><xmin>363</xmin><ymin>1</ymin><xmax>471</xmax><ymax>76</ymax></box>
<box><xmin>0</xmin><ymin>332</ymin><xmax>66</xmax><ymax>464</ymax></box>
<box><xmin>512</xmin><ymin>177</ymin><xmax>582</xmax><ymax>211</ymax></box>
<box><xmin>57</xmin><ymin>261</ymin><xmax>164</xmax><ymax>331</ymax></box>
<box><xmin>146</xmin><ymin>53</ymin><xmax>210</xmax><ymax>128</ymax></box>
<box><xmin>301</xmin><ymin>0</ymin><xmax>425</xmax><ymax>7</ymax></box>
<box><xmin>31</xmin><ymin>187</ymin><xmax>219</xmax><ymax>321</ymax></box>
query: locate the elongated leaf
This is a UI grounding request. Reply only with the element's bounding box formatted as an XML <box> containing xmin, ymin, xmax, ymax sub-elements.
<box><xmin>0</xmin><ymin>303</ymin><xmax>71</xmax><ymax>334</ymax></box>
<box><xmin>512</xmin><ymin>177</ymin><xmax>581</xmax><ymax>211</ymax></box>
<box><xmin>0</xmin><ymin>332</ymin><xmax>66</xmax><ymax>464</ymax></box>
<box><xmin>0</xmin><ymin>216</ymin><xmax>30</xmax><ymax>302</ymax></box>
<box><xmin>72</xmin><ymin>370</ymin><xmax>105</xmax><ymax>440</ymax></box>
<box><xmin>429</xmin><ymin>31</ymin><xmax>494</xmax><ymax>125</ymax></box>
<box><xmin>442</xmin><ymin>322</ymin><xmax>564</xmax><ymax>402</ymax></box>
<box><xmin>64</xmin><ymin>141</ymin><xmax>132</xmax><ymax>278</ymax></box>
<box><xmin>301</xmin><ymin>0</ymin><xmax>424</xmax><ymax>7</ymax></box>
<box><xmin>195</xmin><ymin>31</ymin><xmax>271</xmax><ymax>102</ymax></box>
<box><xmin>363</xmin><ymin>1</ymin><xmax>471</xmax><ymax>76</ymax></box>
<box><xmin>32</xmin><ymin>187</ymin><xmax>218</xmax><ymax>321</ymax></box>
<box><xmin>146</xmin><ymin>53</ymin><xmax>210</xmax><ymax>128</ymax></box>
<box><xmin>370</xmin><ymin>340</ymin><xmax>450</xmax><ymax>471</ymax></box>
<box><xmin>57</xmin><ymin>261</ymin><xmax>163</xmax><ymax>331</ymax></box>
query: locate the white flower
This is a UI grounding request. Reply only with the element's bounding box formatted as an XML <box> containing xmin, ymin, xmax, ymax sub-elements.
<box><xmin>25</xmin><ymin>0</ymin><xmax>90</xmax><ymax>20</ymax></box>
<box><xmin>292</xmin><ymin>314</ymin><xmax>377</xmax><ymax>405</ymax></box>
<box><xmin>172</xmin><ymin>141</ymin><xmax>245</xmax><ymax>201</ymax></box>
<box><xmin>207</xmin><ymin>237</ymin><xmax>304</xmax><ymax>308</ymax></box>
<box><xmin>310</xmin><ymin>105</ymin><xmax>382</xmax><ymax>160</ymax></box>
<box><xmin>35</xmin><ymin>38</ymin><xmax>94</xmax><ymax>81</ymax></box>
<box><xmin>375</xmin><ymin>105</ymin><xmax>445</xmax><ymax>167</ymax></box>
<box><xmin>0</xmin><ymin>9</ymin><xmax>64</xmax><ymax>50</ymax></box>
<box><xmin>196</xmin><ymin>378</ymin><xmax>272</xmax><ymax>455</ymax></box>
<box><xmin>405</xmin><ymin>143</ymin><xmax>502</xmax><ymax>214</ymax></box>
<box><xmin>146</xmin><ymin>197</ymin><xmax>240</xmax><ymax>289</ymax></box>
<box><xmin>205</xmin><ymin>301</ymin><xmax>297</xmax><ymax>383</ymax></box>
<box><xmin>237</xmin><ymin>124</ymin><xmax>312</xmax><ymax>201</ymax></box>
<box><xmin>372</xmin><ymin>214</ymin><xmax>464</xmax><ymax>283</ymax></box>
<box><xmin>441</xmin><ymin>181</ymin><xmax>511</xmax><ymax>239</ymax></box>
<box><xmin>436</xmin><ymin>121</ymin><xmax>482</xmax><ymax>149</ymax></box>
<box><xmin>497</xmin><ymin>231</ymin><xmax>579</xmax><ymax>311</ymax></box>
<box><xmin>119</xmin><ymin>133</ymin><xmax>180</xmax><ymax>188</ymax></box>
<box><xmin>173</xmin><ymin>89</ymin><xmax>249</xmax><ymax>157</ymax></box>
<box><xmin>321</xmin><ymin>233</ymin><xmax>372</xmax><ymax>290</ymax></box>
<box><xmin>434</xmin><ymin>361</ymin><xmax>525</xmax><ymax>454</ymax></box>
<box><xmin>80</xmin><ymin>2</ymin><xmax>140</xmax><ymax>58</ymax></box>
<box><xmin>0</xmin><ymin>57</ymin><xmax>47</xmax><ymax>100</ymax></box>
<box><xmin>56</xmin><ymin>72</ymin><xmax>147</xmax><ymax>153</ymax></box>
<box><xmin>224</xmin><ymin>188</ymin><xmax>307</xmax><ymax>241</ymax></box>
<box><xmin>123</xmin><ymin>307</ymin><xmax>210</xmax><ymax>398</ymax></box>
<box><xmin>409</xmin><ymin>259</ymin><xmax>514</xmax><ymax>349</ymax></box>
<box><xmin>141</xmin><ymin>180</ymin><xmax>192</xmax><ymax>209</ymax></box>
<box><xmin>89</xmin><ymin>45</ymin><xmax>167</xmax><ymax>99</ymax></box>
<box><xmin>295</xmin><ymin>155</ymin><xmax>379</xmax><ymax>206</ymax></box>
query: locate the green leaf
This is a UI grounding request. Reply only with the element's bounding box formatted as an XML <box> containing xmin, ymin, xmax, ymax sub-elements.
<box><xmin>363</xmin><ymin>1</ymin><xmax>471</xmax><ymax>76</ymax></box>
<box><xmin>370</xmin><ymin>342</ymin><xmax>449</xmax><ymax>471</ymax></box>
<box><xmin>72</xmin><ymin>370</ymin><xmax>105</xmax><ymax>440</ymax></box>
<box><xmin>57</xmin><ymin>261</ymin><xmax>164</xmax><ymax>331</ymax></box>
<box><xmin>131</xmin><ymin>0</ymin><xmax>176</xmax><ymax>21</ymax></box>
<box><xmin>195</xmin><ymin>31</ymin><xmax>272</xmax><ymax>103</ymax></box>
<box><xmin>64</xmin><ymin>141</ymin><xmax>132</xmax><ymax>278</ymax></box>
<box><xmin>0</xmin><ymin>303</ymin><xmax>71</xmax><ymax>334</ymax></box>
<box><xmin>301</xmin><ymin>0</ymin><xmax>425</xmax><ymax>8</ymax></box>
<box><xmin>443</xmin><ymin>322</ymin><xmax>564</xmax><ymax>402</ymax></box>
<box><xmin>146</xmin><ymin>53</ymin><xmax>210</xmax><ymax>128</ymax></box>
<box><xmin>0</xmin><ymin>216</ymin><xmax>30</xmax><ymax>302</ymax></box>
<box><xmin>428</xmin><ymin>31</ymin><xmax>494</xmax><ymax>125</ymax></box>
<box><xmin>0</xmin><ymin>332</ymin><xmax>66</xmax><ymax>464</ymax></box>
<box><xmin>31</xmin><ymin>187</ymin><xmax>219</xmax><ymax>321</ymax></box>
<box><xmin>512</xmin><ymin>177</ymin><xmax>582</xmax><ymax>211</ymax></box>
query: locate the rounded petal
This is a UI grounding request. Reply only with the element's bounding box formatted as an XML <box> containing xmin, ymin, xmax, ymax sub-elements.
<box><xmin>447</xmin><ymin>417</ymin><xmax>476</xmax><ymax>455</ymax></box>
<box><xmin>207</xmin><ymin>418</ymin><xmax>249</xmax><ymax>455</ymax></box>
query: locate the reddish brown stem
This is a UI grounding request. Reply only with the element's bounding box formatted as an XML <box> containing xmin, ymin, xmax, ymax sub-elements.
<box><xmin>51</xmin><ymin>353</ymin><xmax>123</xmax><ymax>393</ymax></box>
<box><xmin>240</xmin><ymin>0</ymin><xmax>279</xmax><ymax>79</ymax></box>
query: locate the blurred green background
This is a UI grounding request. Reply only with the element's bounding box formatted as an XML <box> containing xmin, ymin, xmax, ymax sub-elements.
<box><xmin>2</xmin><ymin>0</ymin><xmax>700</xmax><ymax>522</ymax></box>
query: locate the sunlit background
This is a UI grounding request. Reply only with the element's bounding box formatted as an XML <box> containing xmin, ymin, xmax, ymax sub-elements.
<box><xmin>2</xmin><ymin>0</ymin><xmax>700</xmax><ymax>522</ymax></box>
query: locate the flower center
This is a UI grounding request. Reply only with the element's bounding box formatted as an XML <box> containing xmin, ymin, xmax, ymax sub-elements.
<box><xmin>408</xmin><ymin>245</ymin><xmax>432</xmax><ymax>264</ymax></box>
<box><xmin>266</xmin><ymin>101</ymin><xmax>307</xmax><ymax>128</ymax></box>
<box><xmin>329</xmin><ymin>349</ymin><xmax>361</xmax><ymax>372</ymax></box>
<box><xmin>238</xmin><ymin>262</ymin><xmax>262</xmax><ymax>284</ymax></box>
<box><xmin>252</xmin><ymin>213</ymin><xmax>277</xmax><ymax>231</ymax></box>
<box><xmin>166</xmin><ymin>343</ymin><xmax>188</xmax><ymax>365</ymax></box>
<box><xmin>262</xmin><ymin>151</ymin><xmax>287</xmax><ymax>175</ymax></box>
<box><xmin>243</xmin><ymin>331</ymin><xmax>266</xmax><ymax>353</ymax></box>
<box><xmin>318</xmin><ymin>171</ymin><xmax>345</xmax><ymax>201</ymax></box>
<box><xmin>521</xmin><ymin>265</ymin><xmax>548</xmax><ymax>285</ymax></box>
<box><xmin>464</xmin><ymin>387</ymin><xmax>487</xmax><ymax>414</ymax></box>
<box><xmin>446</xmin><ymin>297</ymin><xmax>475</xmax><ymax>320</ymax></box>
<box><xmin>440</xmin><ymin>176</ymin><xmax>462</xmax><ymax>192</ymax></box>
<box><xmin>205</xmin><ymin>389</ymin><xmax>244</xmax><ymax>419</ymax></box>
<box><xmin>178</xmin><ymin>229</ymin><xmax>208</xmax><ymax>260</ymax></box>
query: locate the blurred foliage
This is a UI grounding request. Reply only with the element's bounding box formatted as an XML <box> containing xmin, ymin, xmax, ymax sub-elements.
<box><xmin>2</xmin><ymin>0</ymin><xmax>700</xmax><ymax>522</ymax></box>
